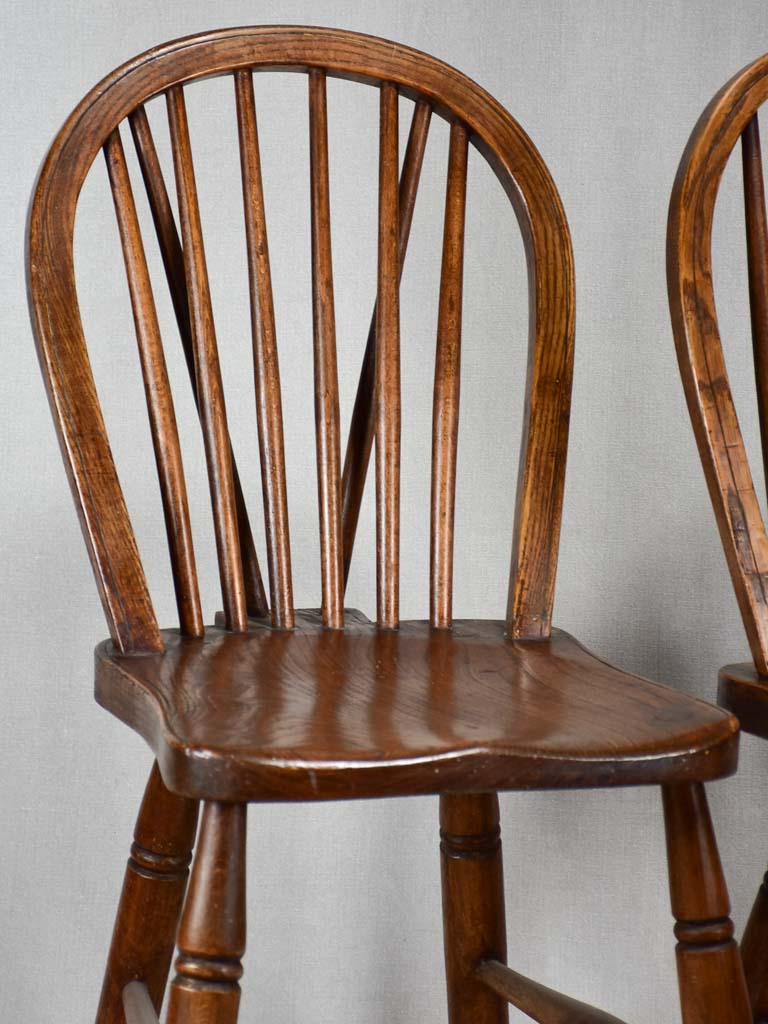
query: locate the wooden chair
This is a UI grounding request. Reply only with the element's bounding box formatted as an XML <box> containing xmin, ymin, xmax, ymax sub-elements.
<box><xmin>28</xmin><ymin>26</ymin><xmax>750</xmax><ymax>1024</ymax></box>
<box><xmin>668</xmin><ymin>53</ymin><xmax>768</xmax><ymax>1024</ymax></box>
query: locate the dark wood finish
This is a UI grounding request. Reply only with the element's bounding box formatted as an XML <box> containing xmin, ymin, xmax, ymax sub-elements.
<box><xmin>743</xmin><ymin>115</ymin><xmax>768</xmax><ymax>498</ymax></box>
<box><xmin>341</xmin><ymin>99</ymin><xmax>431</xmax><ymax>585</ymax></box>
<box><xmin>234</xmin><ymin>70</ymin><xmax>294</xmax><ymax>629</ymax></box>
<box><xmin>95</xmin><ymin>613</ymin><xmax>738</xmax><ymax>802</ymax></box>
<box><xmin>375</xmin><ymin>82</ymin><xmax>401</xmax><ymax>628</ymax></box>
<box><xmin>123</xmin><ymin>982</ymin><xmax>160</xmax><ymax>1024</ymax></box>
<box><xmin>668</xmin><ymin>54</ymin><xmax>768</xmax><ymax>674</ymax></box>
<box><xmin>431</xmin><ymin>121</ymin><xmax>468</xmax><ymax>628</ymax></box>
<box><xmin>166</xmin><ymin>801</ymin><xmax>246</xmax><ymax>1024</ymax></box>
<box><xmin>668</xmin><ymin>56</ymin><xmax>768</xmax><ymax>1020</ymax></box>
<box><xmin>95</xmin><ymin>762</ymin><xmax>198</xmax><ymax>1023</ymax></box>
<box><xmin>28</xmin><ymin>26</ymin><xmax>747</xmax><ymax>1024</ymax></box>
<box><xmin>129</xmin><ymin>105</ymin><xmax>269</xmax><ymax>622</ymax></box>
<box><xmin>440</xmin><ymin>794</ymin><xmax>507</xmax><ymax>1024</ymax></box>
<box><xmin>104</xmin><ymin>129</ymin><xmax>203</xmax><ymax>639</ymax></box>
<box><xmin>741</xmin><ymin>866</ymin><xmax>768</xmax><ymax>1019</ymax></box>
<box><xmin>309</xmin><ymin>68</ymin><xmax>344</xmax><ymax>629</ymax></box>
<box><xmin>167</xmin><ymin>86</ymin><xmax>248</xmax><ymax>633</ymax></box>
<box><xmin>475</xmin><ymin>961</ymin><xmax>628</xmax><ymax>1024</ymax></box>
<box><xmin>28</xmin><ymin>25</ymin><xmax>576</xmax><ymax>649</ymax></box>
<box><xmin>662</xmin><ymin>783</ymin><xmax>751</xmax><ymax>1024</ymax></box>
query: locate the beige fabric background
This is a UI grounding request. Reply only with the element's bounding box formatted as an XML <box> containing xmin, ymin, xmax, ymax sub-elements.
<box><xmin>3</xmin><ymin>1</ymin><xmax>768</xmax><ymax>1020</ymax></box>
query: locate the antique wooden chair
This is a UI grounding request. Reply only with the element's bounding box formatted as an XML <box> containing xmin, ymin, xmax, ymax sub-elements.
<box><xmin>29</xmin><ymin>26</ymin><xmax>750</xmax><ymax>1024</ymax></box>
<box><xmin>668</xmin><ymin>52</ymin><xmax>768</xmax><ymax>1024</ymax></box>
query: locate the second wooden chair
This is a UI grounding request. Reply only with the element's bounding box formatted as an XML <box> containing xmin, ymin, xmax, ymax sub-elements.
<box><xmin>669</xmin><ymin>51</ymin><xmax>768</xmax><ymax>1024</ymax></box>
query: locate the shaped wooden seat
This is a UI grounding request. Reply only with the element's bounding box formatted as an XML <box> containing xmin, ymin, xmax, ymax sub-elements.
<box><xmin>28</xmin><ymin>25</ymin><xmax>750</xmax><ymax>1024</ymax></box>
<box><xmin>97</xmin><ymin>612</ymin><xmax>738</xmax><ymax>801</ymax></box>
<box><xmin>668</xmin><ymin>52</ymin><xmax>768</xmax><ymax>1022</ymax></box>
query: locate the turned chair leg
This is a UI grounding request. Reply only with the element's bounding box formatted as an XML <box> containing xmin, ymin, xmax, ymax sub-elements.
<box><xmin>95</xmin><ymin>761</ymin><xmax>199</xmax><ymax>1023</ymax></box>
<box><xmin>740</xmin><ymin>868</ymin><xmax>768</xmax><ymax>1021</ymax></box>
<box><xmin>440</xmin><ymin>793</ymin><xmax>508</xmax><ymax>1024</ymax></box>
<box><xmin>663</xmin><ymin>782</ymin><xmax>751</xmax><ymax>1024</ymax></box>
<box><xmin>165</xmin><ymin>801</ymin><xmax>247</xmax><ymax>1024</ymax></box>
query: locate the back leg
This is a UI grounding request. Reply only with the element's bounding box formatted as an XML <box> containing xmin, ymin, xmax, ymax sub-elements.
<box><xmin>663</xmin><ymin>782</ymin><xmax>751</xmax><ymax>1024</ymax></box>
<box><xmin>96</xmin><ymin>761</ymin><xmax>199</xmax><ymax>1023</ymax></box>
<box><xmin>440</xmin><ymin>793</ymin><xmax>508</xmax><ymax>1024</ymax></box>
<box><xmin>165</xmin><ymin>800</ymin><xmax>247</xmax><ymax>1024</ymax></box>
<box><xmin>740</xmin><ymin>868</ymin><xmax>768</xmax><ymax>1020</ymax></box>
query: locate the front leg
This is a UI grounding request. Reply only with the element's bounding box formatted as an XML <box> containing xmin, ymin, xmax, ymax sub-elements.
<box><xmin>96</xmin><ymin>761</ymin><xmax>199</xmax><ymax>1023</ymax></box>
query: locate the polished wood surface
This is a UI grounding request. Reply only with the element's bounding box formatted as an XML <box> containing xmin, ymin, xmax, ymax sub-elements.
<box><xmin>741</xmin><ymin>864</ymin><xmax>768</xmax><ymax>1019</ymax></box>
<box><xmin>668</xmin><ymin>54</ymin><xmax>768</xmax><ymax>675</ymax></box>
<box><xmin>309</xmin><ymin>67</ymin><xmax>345</xmax><ymax>630</ymax></box>
<box><xmin>375</xmin><ymin>81</ymin><xmax>401</xmax><ymax>628</ymax></box>
<box><xmin>130</xmin><ymin>104</ymin><xmax>269</xmax><ymax>620</ymax></box>
<box><xmin>104</xmin><ymin>129</ymin><xmax>203</xmax><ymax>639</ymax></box>
<box><xmin>234</xmin><ymin>69</ymin><xmax>294</xmax><ymax>629</ymax></box>
<box><xmin>431</xmin><ymin>121</ymin><xmax>468</xmax><ymax>629</ymax></box>
<box><xmin>28</xmin><ymin>25</ymin><xmax>747</xmax><ymax>1024</ymax></box>
<box><xmin>96</xmin><ymin>763</ymin><xmax>198</xmax><ymax>1023</ymax></box>
<box><xmin>440</xmin><ymin>794</ymin><xmax>507</xmax><ymax>1024</ymax></box>
<box><xmin>167</xmin><ymin>85</ymin><xmax>249</xmax><ymax>634</ymax></box>
<box><xmin>475</xmin><ymin>960</ymin><xmax>628</xmax><ymax>1024</ymax></box>
<box><xmin>28</xmin><ymin>25</ymin><xmax>575</xmax><ymax>651</ymax></box>
<box><xmin>662</xmin><ymin>783</ymin><xmax>751</xmax><ymax>1024</ymax></box>
<box><xmin>669</xmin><ymin>55</ymin><xmax>768</xmax><ymax>1021</ymax></box>
<box><xmin>166</xmin><ymin>802</ymin><xmax>246</xmax><ymax>1024</ymax></box>
<box><xmin>341</xmin><ymin>100</ymin><xmax>431</xmax><ymax>585</ymax></box>
<box><xmin>95</xmin><ymin>610</ymin><xmax>738</xmax><ymax>801</ymax></box>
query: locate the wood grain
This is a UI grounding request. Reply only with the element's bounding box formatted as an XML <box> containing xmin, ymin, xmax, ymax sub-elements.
<box><xmin>743</xmin><ymin>113</ymin><xmax>768</xmax><ymax>504</ymax></box>
<box><xmin>668</xmin><ymin>54</ymin><xmax>768</xmax><ymax>674</ymax></box>
<box><xmin>96</xmin><ymin>614</ymin><xmax>739</xmax><ymax>802</ymax></box>
<box><xmin>95</xmin><ymin>762</ymin><xmax>198</xmax><ymax>1023</ymax></box>
<box><xmin>167</xmin><ymin>86</ymin><xmax>248</xmax><ymax>633</ymax></box>
<box><xmin>234</xmin><ymin>69</ymin><xmax>294</xmax><ymax>629</ymax></box>
<box><xmin>166</xmin><ymin>801</ymin><xmax>246</xmax><ymax>1024</ymax></box>
<box><xmin>662</xmin><ymin>783</ymin><xmax>751</xmax><ymax>1024</ymax></box>
<box><xmin>740</xmin><ymin>863</ymin><xmax>768</xmax><ymax>1019</ymax></box>
<box><xmin>375</xmin><ymin>82</ymin><xmax>401</xmax><ymax>629</ymax></box>
<box><xmin>431</xmin><ymin>121</ymin><xmax>469</xmax><ymax>628</ymax></box>
<box><xmin>129</xmin><ymin>104</ymin><xmax>269</xmax><ymax>621</ymax></box>
<box><xmin>28</xmin><ymin>27</ymin><xmax>750</xmax><ymax>1024</ymax></box>
<box><xmin>341</xmin><ymin>99</ymin><xmax>431</xmax><ymax>584</ymax></box>
<box><xmin>29</xmin><ymin>26</ymin><xmax>576</xmax><ymax>650</ymax></box>
<box><xmin>308</xmin><ymin>68</ymin><xmax>344</xmax><ymax>629</ymax></box>
<box><xmin>440</xmin><ymin>794</ymin><xmax>507</xmax><ymax>1024</ymax></box>
<box><xmin>475</xmin><ymin>960</ymin><xmax>629</xmax><ymax>1024</ymax></box>
<box><xmin>104</xmin><ymin>128</ymin><xmax>203</xmax><ymax>638</ymax></box>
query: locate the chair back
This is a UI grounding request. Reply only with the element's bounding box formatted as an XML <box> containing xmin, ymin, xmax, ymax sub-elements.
<box><xmin>28</xmin><ymin>26</ymin><xmax>575</xmax><ymax>652</ymax></box>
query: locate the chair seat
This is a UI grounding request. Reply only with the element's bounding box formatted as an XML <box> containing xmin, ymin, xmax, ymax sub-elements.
<box><xmin>95</xmin><ymin>610</ymin><xmax>739</xmax><ymax>801</ymax></box>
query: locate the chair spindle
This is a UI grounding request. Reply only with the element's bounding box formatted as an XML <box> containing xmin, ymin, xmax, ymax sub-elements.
<box><xmin>341</xmin><ymin>99</ymin><xmax>432</xmax><ymax>586</ymax></box>
<box><xmin>308</xmin><ymin>68</ymin><xmax>344</xmax><ymax>629</ymax></box>
<box><xmin>430</xmin><ymin>121</ymin><xmax>469</xmax><ymax>629</ymax></box>
<box><xmin>235</xmin><ymin>70</ymin><xmax>295</xmax><ymax>630</ymax></box>
<box><xmin>166</xmin><ymin>86</ymin><xmax>248</xmax><ymax>632</ymax></box>
<box><xmin>104</xmin><ymin>129</ymin><xmax>204</xmax><ymax>638</ymax></box>
<box><xmin>376</xmin><ymin>82</ymin><xmax>401</xmax><ymax>628</ymax></box>
<box><xmin>742</xmin><ymin>113</ymin><xmax>768</xmax><ymax>499</ymax></box>
<box><xmin>129</xmin><ymin>105</ymin><xmax>269</xmax><ymax>620</ymax></box>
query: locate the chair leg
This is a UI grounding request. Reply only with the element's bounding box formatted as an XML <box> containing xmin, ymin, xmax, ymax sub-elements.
<box><xmin>662</xmin><ymin>782</ymin><xmax>751</xmax><ymax>1024</ymax></box>
<box><xmin>95</xmin><ymin>761</ymin><xmax>199</xmax><ymax>1023</ymax></box>
<box><xmin>440</xmin><ymin>793</ymin><xmax>508</xmax><ymax>1024</ymax></box>
<box><xmin>165</xmin><ymin>801</ymin><xmax>247</xmax><ymax>1024</ymax></box>
<box><xmin>740</xmin><ymin>868</ymin><xmax>768</xmax><ymax>1021</ymax></box>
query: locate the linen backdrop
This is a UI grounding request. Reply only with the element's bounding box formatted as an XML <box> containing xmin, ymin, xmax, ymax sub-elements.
<box><xmin>3</xmin><ymin>1</ymin><xmax>768</xmax><ymax>1020</ymax></box>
